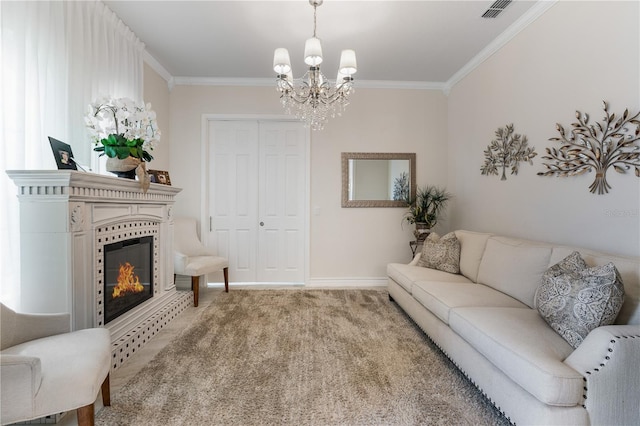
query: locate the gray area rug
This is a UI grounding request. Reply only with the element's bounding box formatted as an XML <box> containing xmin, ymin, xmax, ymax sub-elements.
<box><xmin>96</xmin><ymin>290</ymin><xmax>510</xmax><ymax>425</ymax></box>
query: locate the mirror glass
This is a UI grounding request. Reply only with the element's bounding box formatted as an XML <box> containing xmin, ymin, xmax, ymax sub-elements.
<box><xmin>341</xmin><ymin>152</ymin><xmax>416</xmax><ymax>207</ymax></box>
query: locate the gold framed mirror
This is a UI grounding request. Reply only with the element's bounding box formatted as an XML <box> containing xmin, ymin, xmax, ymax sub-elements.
<box><xmin>341</xmin><ymin>152</ymin><xmax>416</xmax><ymax>207</ymax></box>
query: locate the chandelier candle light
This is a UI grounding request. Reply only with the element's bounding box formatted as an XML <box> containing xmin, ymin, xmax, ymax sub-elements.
<box><xmin>273</xmin><ymin>0</ymin><xmax>357</xmax><ymax>131</ymax></box>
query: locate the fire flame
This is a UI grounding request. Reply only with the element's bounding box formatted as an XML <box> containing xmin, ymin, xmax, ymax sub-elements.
<box><xmin>112</xmin><ymin>262</ymin><xmax>144</xmax><ymax>298</ymax></box>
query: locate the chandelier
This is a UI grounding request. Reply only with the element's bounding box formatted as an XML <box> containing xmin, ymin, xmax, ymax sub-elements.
<box><xmin>273</xmin><ymin>0</ymin><xmax>357</xmax><ymax>131</ymax></box>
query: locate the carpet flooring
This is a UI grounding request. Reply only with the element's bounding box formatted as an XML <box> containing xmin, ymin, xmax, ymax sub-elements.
<box><xmin>96</xmin><ymin>289</ymin><xmax>510</xmax><ymax>425</ymax></box>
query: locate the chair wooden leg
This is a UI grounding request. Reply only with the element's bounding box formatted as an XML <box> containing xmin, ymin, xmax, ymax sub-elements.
<box><xmin>223</xmin><ymin>267</ymin><xmax>229</xmax><ymax>293</ymax></box>
<box><xmin>192</xmin><ymin>276</ymin><xmax>199</xmax><ymax>307</ymax></box>
<box><xmin>77</xmin><ymin>403</ymin><xmax>94</xmax><ymax>426</ymax></box>
<box><xmin>101</xmin><ymin>373</ymin><xmax>111</xmax><ymax>406</ymax></box>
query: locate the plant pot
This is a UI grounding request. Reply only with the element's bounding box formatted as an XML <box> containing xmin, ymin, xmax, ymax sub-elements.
<box><xmin>414</xmin><ymin>222</ymin><xmax>431</xmax><ymax>243</ymax></box>
<box><xmin>106</xmin><ymin>156</ymin><xmax>141</xmax><ymax>179</ymax></box>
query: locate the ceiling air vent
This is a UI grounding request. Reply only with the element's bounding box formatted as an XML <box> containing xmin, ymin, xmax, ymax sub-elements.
<box><xmin>482</xmin><ymin>0</ymin><xmax>512</xmax><ymax>18</ymax></box>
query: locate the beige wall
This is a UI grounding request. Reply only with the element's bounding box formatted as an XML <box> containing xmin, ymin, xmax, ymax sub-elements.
<box><xmin>167</xmin><ymin>85</ymin><xmax>283</xmax><ymax>220</ymax></box>
<box><xmin>447</xmin><ymin>1</ymin><xmax>639</xmax><ymax>257</ymax></box>
<box><xmin>143</xmin><ymin>63</ymin><xmax>171</xmax><ymax>172</ymax></box>
<box><xmin>154</xmin><ymin>0</ymin><xmax>638</xmax><ymax>283</ymax></box>
<box><xmin>168</xmin><ymin>85</ymin><xmax>448</xmax><ymax>280</ymax></box>
<box><xmin>309</xmin><ymin>89</ymin><xmax>448</xmax><ymax>279</ymax></box>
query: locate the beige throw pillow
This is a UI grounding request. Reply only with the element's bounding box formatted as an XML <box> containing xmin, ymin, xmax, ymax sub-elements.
<box><xmin>536</xmin><ymin>251</ymin><xmax>625</xmax><ymax>349</ymax></box>
<box><xmin>417</xmin><ymin>232</ymin><xmax>461</xmax><ymax>274</ymax></box>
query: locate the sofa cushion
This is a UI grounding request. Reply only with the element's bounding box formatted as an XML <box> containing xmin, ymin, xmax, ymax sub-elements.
<box><xmin>417</xmin><ymin>232</ymin><xmax>461</xmax><ymax>274</ymax></box>
<box><xmin>182</xmin><ymin>255</ymin><xmax>229</xmax><ymax>276</ymax></box>
<box><xmin>413</xmin><ymin>281</ymin><xmax>528</xmax><ymax>324</ymax></box>
<box><xmin>454</xmin><ymin>230</ymin><xmax>492</xmax><ymax>283</ymax></box>
<box><xmin>477</xmin><ymin>237</ymin><xmax>552</xmax><ymax>308</ymax></box>
<box><xmin>551</xmin><ymin>247</ymin><xmax>639</xmax><ymax>325</ymax></box>
<box><xmin>387</xmin><ymin>263</ymin><xmax>472</xmax><ymax>294</ymax></box>
<box><xmin>537</xmin><ymin>251</ymin><xmax>625</xmax><ymax>348</ymax></box>
<box><xmin>449</xmin><ymin>307</ymin><xmax>583</xmax><ymax>406</ymax></box>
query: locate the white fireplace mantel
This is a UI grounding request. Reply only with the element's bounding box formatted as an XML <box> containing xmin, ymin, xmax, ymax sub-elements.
<box><xmin>7</xmin><ymin>170</ymin><xmax>192</xmax><ymax>370</ymax></box>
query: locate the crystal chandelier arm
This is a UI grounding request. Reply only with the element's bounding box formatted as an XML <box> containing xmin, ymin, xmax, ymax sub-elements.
<box><xmin>277</xmin><ymin>76</ymin><xmax>312</xmax><ymax>104</ymax></box>
<box><xmin>278</xmin><ymin>70</ymin><xmax>352</xmax><ymax>106</ymax></box>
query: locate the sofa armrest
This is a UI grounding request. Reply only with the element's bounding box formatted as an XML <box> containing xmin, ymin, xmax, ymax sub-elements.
<box><xmin>1</xmin><ymin>354</ymin><xmax>41</xmax><ymax>421</ymax></box>
<box><xmin>12</xmin><ymin>312</ymin><xmax>70</xmax><ymax>346</ymax></box>
<box><xmin>564</xmin><ymin>324</ymin><xmax>640</xmax><ymax>425</ymax></box>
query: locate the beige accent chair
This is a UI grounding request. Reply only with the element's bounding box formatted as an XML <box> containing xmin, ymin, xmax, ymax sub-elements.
<box><xmin>174</xmin><ymin>217</ymin><xmax>229</xmax><ymax>307</ymax></box>
<box><xmin>0</xmin><ymin>303</ymin><xmax>111</xmax><ymax>426</ymax></box>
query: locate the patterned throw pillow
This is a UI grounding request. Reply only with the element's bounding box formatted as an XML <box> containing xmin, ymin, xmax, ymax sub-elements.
<box><xmin>536</xmin><ymin>251</ymin><xmax>625</xmax><ymax>348</ymax></box>
<box><xmin>417</xmin><ymin>232</ymin><xmax>461</xmax><ymax>274</ymax></box>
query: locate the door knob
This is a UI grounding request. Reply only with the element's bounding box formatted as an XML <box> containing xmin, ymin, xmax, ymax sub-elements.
<box><xmin>260</xmin><ymin>221</ymin><xmax>264</xmax><ymax>226</ymax></box>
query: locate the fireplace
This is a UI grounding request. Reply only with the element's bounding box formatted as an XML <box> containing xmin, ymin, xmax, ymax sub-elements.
<box><xmin>104</xmin><ymin>236</ymin><xmax>154</xmax><ymax>324</ymax></box>
<box><xmin>8</xmin><ymin>170</ymin><xmax>193</xmax><ymax>372</ymax></box>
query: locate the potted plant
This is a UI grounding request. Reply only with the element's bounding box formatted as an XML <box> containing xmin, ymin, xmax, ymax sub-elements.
<box><xmin>403</xmin><ymin>185</ymin><xmax>452</xmax><ymax>241</ymax></box>
<box><xmin>85</xmin><ymin>96</ymin><xmax>161</xmax><ymax>179</ymax></box>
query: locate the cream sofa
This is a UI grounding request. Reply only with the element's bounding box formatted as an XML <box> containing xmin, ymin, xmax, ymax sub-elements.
<box><xmin>387</xmin><ymin>230</ymin><xmax>640</xmax><ymax>425</ymax></box>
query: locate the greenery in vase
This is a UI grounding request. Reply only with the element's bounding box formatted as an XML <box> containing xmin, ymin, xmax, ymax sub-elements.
<box><xmin>85</xmin><ymin>96</ymin><xmax>161</xmax><ymax>161</ymax></box>
<box><xmin>403</xmin><ymin>185</ymin><xmax>452</xmax><ymax>229</ymax></box>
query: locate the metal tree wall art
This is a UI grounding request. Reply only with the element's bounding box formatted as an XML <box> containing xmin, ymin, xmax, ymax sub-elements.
<box><xmin>481</xmin><ymin>124</ymin><xmax>537</xmax><ymax>180</ymax></box>
<box><xmin>538</xmin><ymin>102</ymin><xmax>640</xmax><ymax>194</ymax></box>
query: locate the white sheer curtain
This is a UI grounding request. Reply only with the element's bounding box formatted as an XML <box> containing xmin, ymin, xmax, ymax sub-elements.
<box><xmin>66</xmin><ymin>1</ymin><xmax>144</xmax><ymax>169</ymax></box>
<box><xmin>0</xmin><ymin>1</ymin><xmax>144</xmax><ymax>308</ymax></box>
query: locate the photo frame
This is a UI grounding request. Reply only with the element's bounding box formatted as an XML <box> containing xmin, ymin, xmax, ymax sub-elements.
<box><xmin>48</xmin><ymin>137</ymin><xmax>77</xmax><ymax>170</ymax></box>
<box><xmin>148</xmin><ymin>169</ymin><xmax>171</xmax><ymax>185</ymax></box>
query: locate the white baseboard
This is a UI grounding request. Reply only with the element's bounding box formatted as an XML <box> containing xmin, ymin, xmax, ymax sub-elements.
<box><xmin>205</xmin><ymin>278</ymin><xmax>388</xmax><ymax>289</ymax></box>
<box><xmin>206</xmin><ymin>282</ymin><xmax>303</xmax><ymax>289</ymax></box>
<box><xmin>306</xmin><ymin>278</ymin><xmax>387</xmax><ymax>288</ymax></box>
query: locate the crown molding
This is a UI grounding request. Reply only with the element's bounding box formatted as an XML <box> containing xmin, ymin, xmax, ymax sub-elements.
<box><xmin>143</xmin><ymin>50</ymin><xmax>175</xmax><ymax>90</ymax></box>
<box><xmin>173</xmin><ymin>77</ymin><xmax>274</xmax><ymax>87</ymax></box>
<box><xmin>173</xmin><ymin>76</ymin><xmax>445</xmax><ymax>91</ymax></box>
<box><xmin>356</xmin><ymin>80</ymin><xmax>445</xmax><ymax>91</ymax></box>
<box><xmin>145</xmin><ymin>1</ymin><xmax>557</xmax><ymax>95</ymax></box>
<box><xmin>444</xmin><ymin>0</ymin><xmax>558</xmax><ymax>94</ymax></box>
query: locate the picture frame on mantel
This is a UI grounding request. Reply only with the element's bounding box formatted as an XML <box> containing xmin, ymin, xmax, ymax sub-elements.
<box><xmin>48</xmin><ymin>137</ymin><xmax>77</xmax><ymax>170</ymax></box>
<box><xmin>149</xmin><ymin>169</ymin><xmax>171</xmax><ymax>185</ymax></box>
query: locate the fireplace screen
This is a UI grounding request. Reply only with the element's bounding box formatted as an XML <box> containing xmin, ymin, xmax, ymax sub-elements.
<box><xmin>104</xmin><ymin>236</ymin><xmax>154</xmax><ymax>323</ymax></box>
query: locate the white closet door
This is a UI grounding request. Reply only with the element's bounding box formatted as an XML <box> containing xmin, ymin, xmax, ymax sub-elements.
<box><xmin>257</xmin><ymin>121</ymin><xmax>307</xmax><ymax>282</ymax></box>
<box><xmin>209</xmin><ymin>120</ymin><xmax>259</xmax><ymax>283</ymax></box>
<box><xmin>208</xmin><ymin>119</ymin><xmax>307</xmax><ymax>283</ymax></box>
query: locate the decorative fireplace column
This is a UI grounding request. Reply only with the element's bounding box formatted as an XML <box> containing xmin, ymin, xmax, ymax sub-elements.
<box><xmin>7</xmin><ymin>170</ymin><xmax>192</xmax><ymax>370</ymax></box>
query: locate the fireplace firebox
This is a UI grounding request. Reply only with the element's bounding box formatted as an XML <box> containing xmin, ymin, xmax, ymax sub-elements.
<box><xmin>104</xmin><ymin>236</ymin><xmax>154</xmax><ymax>324</ymax></box>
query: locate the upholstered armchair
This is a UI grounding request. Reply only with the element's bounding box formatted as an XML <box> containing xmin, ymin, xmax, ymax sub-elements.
<box><xmin>173</xmin><ymin>217</ymin><xmax>229</xmax><ymax>307</ymax></box>
<box><xmin>0</xmin><ymin>303</ymin><xmax>111</xmax><ymax>426</ymax></box>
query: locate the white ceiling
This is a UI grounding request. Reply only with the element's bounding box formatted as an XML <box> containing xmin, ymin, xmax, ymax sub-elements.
<box><xmin>103</xmin><ymin>0</ymin><xmax>542</xmax><ymax>84</ymax></box>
